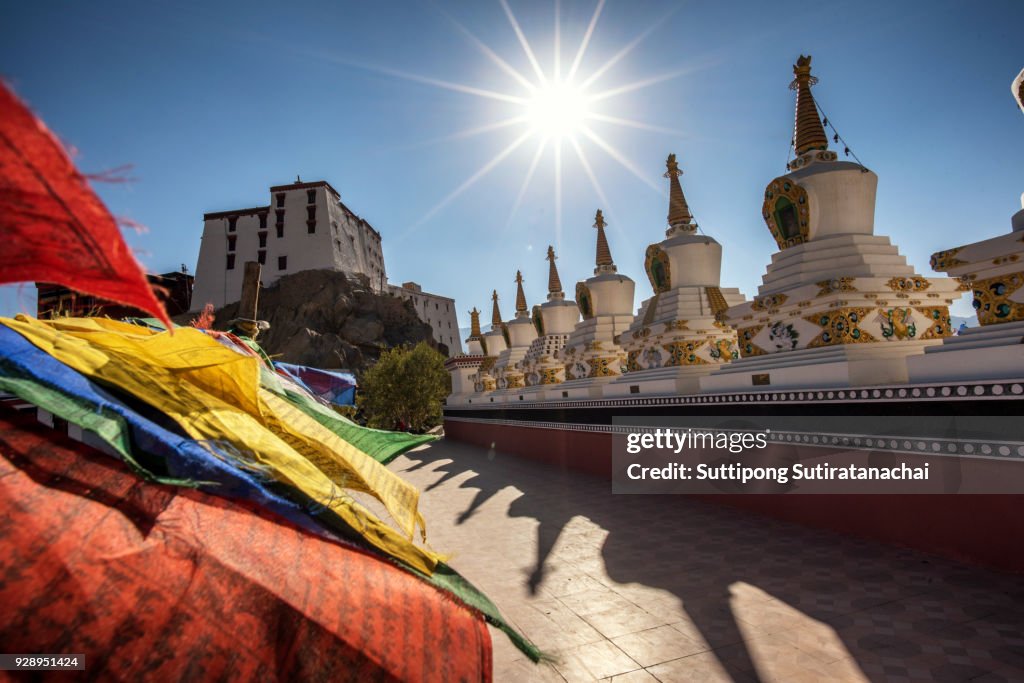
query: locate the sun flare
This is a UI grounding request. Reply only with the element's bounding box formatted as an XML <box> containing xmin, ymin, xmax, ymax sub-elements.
<box><xmin>379</xmin><ymin>0</ymin><xmax>690</xmax><ymax>238</ymax></box>
<box><xmin>525</xmin><ymin>80</ymin><xmax>590</xmax><ymax>139</ymax></box>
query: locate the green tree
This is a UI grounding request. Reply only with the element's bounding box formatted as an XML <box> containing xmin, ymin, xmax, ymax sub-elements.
<box><xmin>357</xmin><ymin>342</ymin><xmax>450</xmax><ymax>432</ymax></box>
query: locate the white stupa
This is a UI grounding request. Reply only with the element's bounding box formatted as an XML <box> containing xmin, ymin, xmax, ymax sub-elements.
<box><xmin>557</xmin><ymin>210</ymin><xmax>636</xmax><ymax>399</ymax></box>
<box><xmin>444</xmin><ymin>307</ymin><xmax>489</xmax><ymax>405</ymax></box>
<box><xmin>466</xmin><ymin>291</ymin><xmax>507</xmax><ymax>400</ymax></box>
<box><xmin>907</xmin><ymin>67</ymin><xmax>1024</xmax><ymax>382</ymax></box>
<box><xmin>702</xmin><ymin>55</ymin><xmax>962</xmax><ymax>392</ymax></box>
<box><xmin>490</xmin><ymin>271</ymin><xmax>539</xmax><ymax>401</ymax></box>
<box><xmin>607</xmin><ymin>154</ymin><xmax>745</xmax><ymax>396</ymax></box>
<box><xmin>519</xmin><ymin>246</ymin><xmax>581</xmax><ymax>400</ymax></box>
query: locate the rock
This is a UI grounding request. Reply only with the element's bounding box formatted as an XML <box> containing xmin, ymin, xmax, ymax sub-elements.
<box><xmin>341</xmin><ymin>316</ymin><xmax>384</xmax><ymax>345</ymax></box>
<box><xmin>180</xmin><ymin>269</ymin><xmax>437</xmax><ymax>372</ymax></box>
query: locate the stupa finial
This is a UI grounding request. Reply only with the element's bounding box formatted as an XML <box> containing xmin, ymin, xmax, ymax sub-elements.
<box><xmin>546</xmin><ymin>245</ymin><xmax>564</xmax><ymax>297</ymax></box>
<box><xmin>491</xmin><ymin>290</ymin><xmax>502</xmax><ymax>327</ymax></box>
<box><xmin>468</xmin><ymin>307</ymin><xmax>482</xmax><ymax>338</ymax></box>
<box><xmin>790</xmin><ymin>55</ymin><xmax>829</xmax><ymax>156</ymax></box>
<box><xmin>594</xmin><ymin>209</ymin><xmax>616</xmax><ymax>272</ymax></box>
<box><xmin>514</xmin><ymin>270</ymin><xmax>528</xmax><ymax>314</ymax></box>
<box><xmin>664</xmin><ymin>153</ymin><xmax>696</xmax><ymax>234</ymax></box>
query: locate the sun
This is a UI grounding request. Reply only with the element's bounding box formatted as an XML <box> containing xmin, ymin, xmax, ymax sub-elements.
<box><xmin>370</xmin><ymin>0</ymin><xmax>691</xmax><ymax>239</ymax></box>
<box><xmin>525</xmin><ymin>80</ymin><xmax>590</xmax><ymax>139</ymax></box>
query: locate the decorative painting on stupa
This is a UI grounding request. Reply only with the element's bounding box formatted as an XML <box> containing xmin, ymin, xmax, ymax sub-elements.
<box><xmin>616</xmin><ymin>154</ymin><xmax>745</xmax><ymax>378</ymax></box>
<box><xmin>558</xmin><ymin>210</ymin><xmax>634</xmax><ymax>381</ymax></box>
<box><xmin>923</xmin><ymin>67</ymin><xmax>1024</xmax><ymax>329</ymax></box>
<box><xmin>520</xmin><ymin>246</ymin><xmax>580</xmax><ymax>387</ymax></box>
<box><xmin>492</xmin><ymin>271</ymin><xmax>538</xmax><ymax>391</ymax></box>
<box><xmin>720</xmin><ymin>56</ymin><xmax>962</xmax><ymax>359</ymax></box>
<box><xmin>469</xmin><ymin>291</ymin><xmax>507</xmax><ymax>392</ymax></box>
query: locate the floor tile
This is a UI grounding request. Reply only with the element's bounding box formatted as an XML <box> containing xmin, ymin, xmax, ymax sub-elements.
<box><xmin>611</xmin><ymin>624</ymin><xmax>709</xmax><ymax>668</ymax></box>
<box><xmin>386</xmin><ymin>441</ymin><xmax>1024</xmax><ymax>683</ymax></box>
<box><xmin>549</xmin><ymin>640</ymin><xmax>639</xmax><ymax>683</ymax></box>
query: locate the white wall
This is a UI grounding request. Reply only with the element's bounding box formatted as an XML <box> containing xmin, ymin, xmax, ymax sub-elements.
<box><xmin>191</xmin><ymin>181</ymin><xmax>462</xmax><ymax>356</ymax></box>
<box><xmin>192</xmin><ymin>182</ymin><xmax>387</xmax><ymax>310</ymax></box>
<box><xmin>387</xmin><ymin>284</ymin><xmax>463</xmax><ymax>356</ymax></box>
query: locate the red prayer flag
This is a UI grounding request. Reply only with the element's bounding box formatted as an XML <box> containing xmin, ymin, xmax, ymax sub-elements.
<box><xmin>0</xmin><ymin>82</ymin><xmax>171</xmax><ymax>327</ymax></box>
<box><xmin>0</xmin><ymin>408</ymin><xmax>493</xmax><ymax>681</ymax></box>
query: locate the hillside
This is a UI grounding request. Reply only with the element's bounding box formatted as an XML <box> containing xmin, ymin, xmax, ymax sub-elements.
<box><xmin>188</xmin><ymin>270</ymin><xmax>440</xmax><ymax>371</ymax></box>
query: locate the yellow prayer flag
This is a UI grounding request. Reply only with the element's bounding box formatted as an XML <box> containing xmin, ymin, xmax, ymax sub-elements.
<box><xmin>1</xmin><ymin>316</ymin><xmax>439</xmax><ymax>574</ymax></box>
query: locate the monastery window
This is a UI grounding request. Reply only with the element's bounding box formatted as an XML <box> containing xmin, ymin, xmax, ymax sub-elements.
<box><xmin>275</xmin><ymin>209</ymin><xmax>285</xmax><ymax>226</ymax></box>
<box><xmin>307</xmin><ymin>220</ymin><xmax>316</xmax><ymax>234</ymax></box>
<box><xmin>435</xmin><ymin>303</ymin><xmax>439</xmax><ymax>310</ymax></box>
<box><xmin>257</xmin><ymin>250</ymin><xmax>266</xmax><ymax>265</ymax></box>
<box><xmin>226</xmin><ymin>254</ymin><xmax>235</xmax><ymax>270</ymax></box>
<box><xmin>306</xmin><ymin>206</ymin><xmax>316</xmax><ymax>220</ymax></box>
<box><xmin>258</xmin><ymin>213</ymin><xmax>268</xmax><ymax>230</ymax></box>
<box><xmin>227</xmin><ymin>235</ymin><xmax>236</xmax><ymax>252</ymax></box>
<box><xmin>258</xmin><ymin>232</ymin><xmax>267</xmax><ymax>248</ymax></box>
<box><xmin>307</xmin><ymin>189</ymin><xmax>316</xmax><ymax>204</ymax></box>
<box><xmin>773</xmin><ymin>197</ymin><xmax>800</xmax><ymax>240</ymax></box>
<box><xmin>228</xmin><ymin>216</ymin><xmax>237</xmax><ymax>232</ymax></box>
<box><xmin>275</xmin><ymin>193</ymin><xmax>286</xmax><ymax>208</ymax></box>
<box><xmin>276</xmin><ymin>223</ymin><xmax>285</xmax><ymax>238</ymax></box>
<box><xmin>278</xmin><ymin>255</ymin><xmax>287</xmax><ymax>271</ymax></box>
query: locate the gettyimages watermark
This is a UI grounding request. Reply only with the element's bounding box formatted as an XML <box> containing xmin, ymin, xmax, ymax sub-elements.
<box><xmin>612</xmin><ymin>415</ymin><xmax>1024</xmax><ymax>494</ymax></box>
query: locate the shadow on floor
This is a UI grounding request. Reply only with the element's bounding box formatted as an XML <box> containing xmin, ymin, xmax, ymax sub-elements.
<box><xmin>398</xmin><ymin>440</ymin><xmax>1024</xmax><ymax>683</ymax></box>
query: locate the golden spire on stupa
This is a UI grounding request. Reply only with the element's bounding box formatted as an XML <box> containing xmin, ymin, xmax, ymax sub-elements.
<box><xmin>546</xmin><ymin>245</ymin><xmax>564</xmax><ymax>298</ymax></box>
<box><xmin>664</xmin><ymin>153</ymin><xmax>696</xmax><ymax>234</ymax></box>
<box><xmin>468</xmin><ymin>307</ymin><xmax>482</xmax><ymax>338</ymax></box>
<box><xmin>490</xmin><ymin>289</ymin><xmax>502</xmax><ymax>327</ymax></box>
<box><xmin>790</xmin><ymin>55</ymin><xmax>829</xmax><ymax>156</ymax></box>
<box><xmin>594</xmin><ymin>209</ymin><xmax>617</xmax><ymax>273</ymax></box>
<box><xmin>514</xmin><ymin>270</ymin><xmax>528</xmax><ymax>316</ymax></box>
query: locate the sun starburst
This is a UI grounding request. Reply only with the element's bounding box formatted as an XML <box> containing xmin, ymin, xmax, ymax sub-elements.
<box><xmin>525</xmin><ymin>80</ymin><xmax>589</xmax><ymax>139</ymax></box>
<box><xmin>381</xmin><ymin>0</ymin><xmax>692</xmax><ymax>243</ymax></box>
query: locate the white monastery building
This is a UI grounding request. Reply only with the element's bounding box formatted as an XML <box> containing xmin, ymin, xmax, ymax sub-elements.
<box><xmin>387</xmin><ymin>281</ymin><xmax>463</xmax><ymax>356</ymax></box>
<box><xmin>190</xmin><ymin>178</ymin><xmax>462</xmax><ymax>355</ymax></box>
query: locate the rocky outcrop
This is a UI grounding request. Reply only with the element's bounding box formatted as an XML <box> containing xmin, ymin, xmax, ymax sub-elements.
<box><xmin>189</xmin><ymin>270</ymin><xmax>440</xmax><ymax>371</ymax></box>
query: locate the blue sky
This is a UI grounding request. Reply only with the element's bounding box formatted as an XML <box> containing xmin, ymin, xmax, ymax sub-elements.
<box><xmin>2</xmin><ymin>0</ymin><xmax>1022</xmax><ymax>325</ymax></box>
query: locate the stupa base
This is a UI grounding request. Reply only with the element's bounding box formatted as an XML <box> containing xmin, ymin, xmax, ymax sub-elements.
<box><xmin>908</xmin><ymin>321</ymin><xmax>1024</xmax><ymax>384</ymax></box>
<box><xmin>700</xmin><ymin>340</ymin><xmax>942</xmax><ymax>392</ymax></box>
<box><xmin>485</xmin><ymin>386</ymin><xmax>532</xmax><ymax>403</ymax></box>
<box><xmin>514</xmin><ymin>383</ymin><xmax>565</xmax><ymax>402</ymax></box>
<box><xmin>604</xmin><ymin>364</ymin><xmax>721</xmax><ymax>397</ymax></box>
<box><xmin>557</xmin><ymin>375</ymin><xmax>624</xmax><ymax>399</ymax></box>
<box><xmin>457</xmin><ymin>392</ymin><xmax>502</xmax><ymax>406</ymax></box>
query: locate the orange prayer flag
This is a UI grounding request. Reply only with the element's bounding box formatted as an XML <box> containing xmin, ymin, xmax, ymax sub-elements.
<box><xmin>0</xmin><ymin>82</ymin><xmax>170</xmax><ymax>328</ymax></box>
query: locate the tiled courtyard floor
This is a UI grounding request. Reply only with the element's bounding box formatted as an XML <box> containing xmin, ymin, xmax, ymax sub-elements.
<box><xmin>388</xmin><ymin>439</ymin><xmax>1024</xmax><ymax>683</ymax></box>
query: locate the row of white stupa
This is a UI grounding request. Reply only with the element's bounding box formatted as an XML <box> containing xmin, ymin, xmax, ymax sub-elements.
<box><xmin>445</xmin><ymin>57</ymin><xmax>1024</xmax><ymax>403</ymax></box>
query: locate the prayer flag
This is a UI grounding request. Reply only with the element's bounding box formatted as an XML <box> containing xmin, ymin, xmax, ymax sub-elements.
<box><xmin>0</xmin><ymin>82</ymin><xmax>170</xmax><ymax>327</ymax></box>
